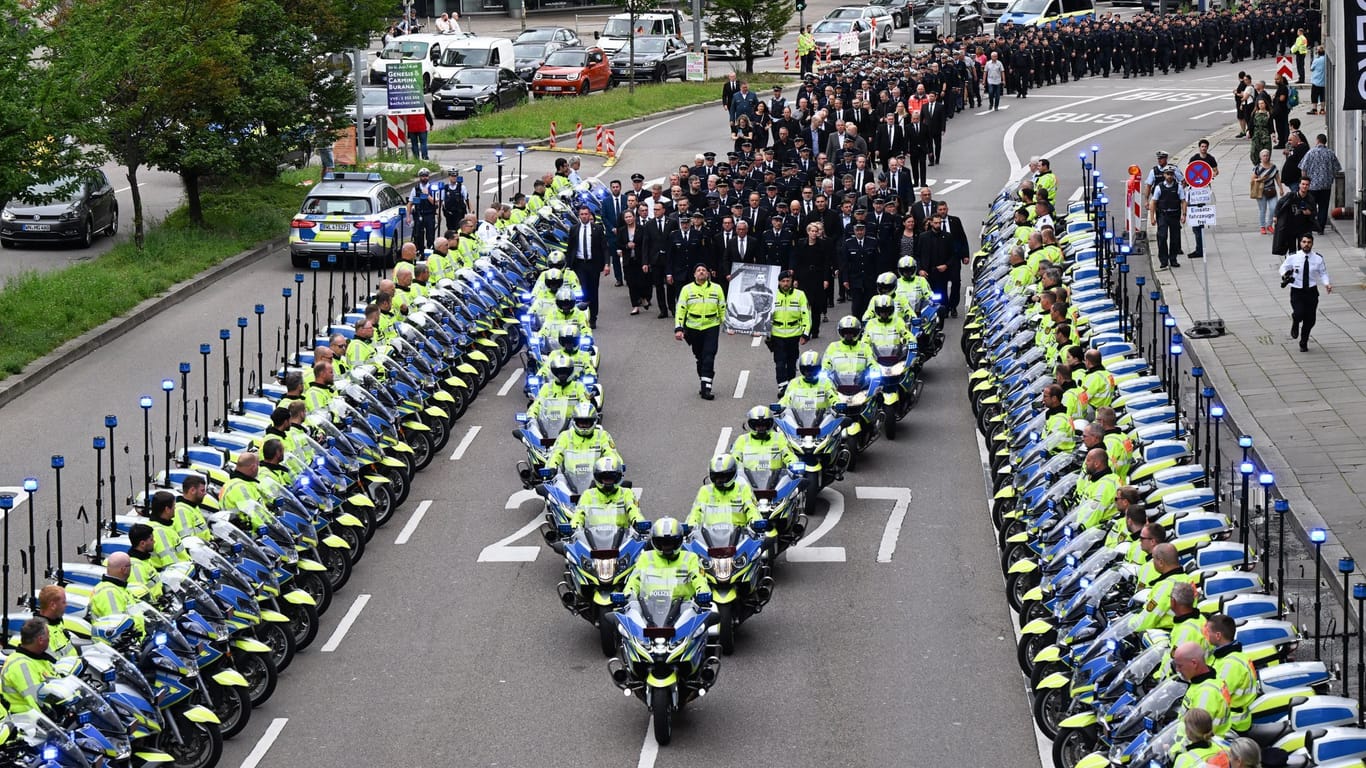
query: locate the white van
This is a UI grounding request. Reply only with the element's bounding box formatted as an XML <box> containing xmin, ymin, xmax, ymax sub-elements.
<box><xmin>431</xmin><ymin>36</ymin><xmax>516</xmax><ymax>90</ymax></box>
<box><xmin>595</xmin><ymin>11</ymin><xmax>685</xmax><ymax>53</ymax></box>
<box><xmin>368</xmin><ymin>33</ymin><xmax>452</xmax><ymax>92</ymax></box>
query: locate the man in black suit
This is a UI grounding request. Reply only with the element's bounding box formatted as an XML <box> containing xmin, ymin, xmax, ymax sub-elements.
<box><xmin>921</xmin><ymin>93</ymin><xmax>947</xmax><ymax>166</ymax></box>
<box><xmin>642</xmin><ymin>201</ymin><xmax>676</xmax><ymax>317</ymax></box>
<box><xmin>669</xmin><ymin>214</ymin><xmax>711</xmax><ymax>289</ymax></box>
<box><xmin>909</xmin><ymin>187</ymin><xmax>938</xmax><ymax>231</ymax></box>
<box><xmin>886</xmin><ymin>158</ymin><xmax>913</xmax><ymax>209</ymax></box>
<box><xmin>602</xmin><ymin>179</ymin><xmax>628</xmax><ymax>286</ymax></box>
<box><xmin>936</xmin><ymin>201</ymin><xmax>970</xmax><ymax>317</ymax></box>
<box><xmin>567</xmin><ymin>205</ymin><xmax>610</xmax><ymax>328</ymax></box>
<box><xmin>904</xmin><ymin>113</ymin><xmax>929</xmax><ymax>188</ymax></box>
<box><xmin>875</xmin><ymin>113</ymin><xmax>904</xmax><ymax>173</ymax></box>
<box><xmin>915</xmin><ymin>213</ymin><xmax>952</xmax><ymax>315</ymax></box>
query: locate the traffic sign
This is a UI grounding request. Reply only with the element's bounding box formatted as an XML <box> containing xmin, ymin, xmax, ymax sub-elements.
<box><xmin>1188</xmin><ymin>204</ymin><xmax>1216</xmax><ymax>227</ymax></box>
<box><xmin>1275</xmin><ymin>55</ymin><xmax>1294</xmax><ymax>82</ymax></box>
<box><xmin>1187</xmin><ymin>187</ymin><xmax>1213</xmax><ymax>206</ymax></box>
<box><xmin>1185</xmin><ymin>160</ymin><xmax>1212</xmax><ymax>188</ymax></box>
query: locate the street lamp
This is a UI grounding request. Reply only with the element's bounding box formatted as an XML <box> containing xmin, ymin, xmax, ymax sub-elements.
<box><xmin>282</xmin><ymin>287</ymin><xmax>293</xmax><ymax>372</ymax></box>
<box><xmin>1238</xmin><ymin>460</ymin><xmax>1254</xmax><ymax>568</ymax></box>
<box><xmin>1210</xmin><ymin>404</ymin><xmax>1225</xmax><ymax>504</ymax></box>
<box><xmin>1201</xmin><ymin>385</ymin><xmax>1215</xmax><ymax>472</ymax></box>
<box><xmin>1356</xmin><ymin>581</ymin><xmax>1366</xmax><ymax>723</ymax></box>
<box><xmin>1160</xmin><ymin>311</ymin><xmax>1175</xmax><ymax>385</ymax></box>
<box><xmin>309</xmin><ymin>260</ymin><xmax>321</xmax><ymax>348</ymax></box>
<box><xmin>51</xmin><ymin>455</ymin><xmax>65</xmax><ymax>585</ymax></box>
<box><xmin>254</xmin><ymin>304</ymin><xmax>266</xmax><ymax>395</ymax></box>
<box><xmin>219</xmin><ymin>329</ymin><xmax>232</xmax><ymax>432</ymax></box>
<box><xmin>517</xmin><ymin>145</ymin><xmax>526</xmax><ymax>194</ymax></box>
<box><xmin>22</xmin><ymin>477</ymin><xmax>38</xmax><ymax>610</ymax></box>
<box><xmin>105</xmin><ymin>414</ymin><xmax>119</xmax><ymax>509</ymax></box>
<box><xmin>236</xmin><ymin>316</ymin><xmax>248</xmax><ymax>411</ymax></box>
<box><xmin>139</xmin><ymin>395</ymin><xmax>153</xmax><ymax>508</ymax></box>
<box><xmin>326</xmin><ymin>255</ymin><xmax>338</xmax><ymax>338</ymax></box>
<box><xmin>1310</xmin><ymin>527</ymin><xmax>1328</xmax><ymax>660</ymax></box>
<box><xmin>1132</xmin><ymin>275</ymin><xmax>1145</xmax><ymax>346</ymax></box>
<box><xmin>161</xmin><ymin>378</ymin><xmax>175</xmax><ymax>477</ymax></box>
<box><xmin>1276</xmin><ymin>498</ymin><xmax>1290</xmax><ymax>617</ymax></box>
<box><xmin>494</xmin><ymin>148</ymin><xmax>506</xmax><ymax>206</ymax></box>
<box><xmin>473</xmin><ymin>164</ymin><xmax>484</xmax><ymax>212</ymax></box>
<box><xmin>1342</xmin><ymin>557</ymin><xmax>1355</xmax><ymax>696</ymax></box>
<box><xmin>1238</xmin><ymin>433</ymin><xmax>1253</xmax><ymax>462</ymax></box>
<box><xmin>1259</xmin><ymin>471</ymin><xmax>1274</xmax><ymax>584</ymax></box>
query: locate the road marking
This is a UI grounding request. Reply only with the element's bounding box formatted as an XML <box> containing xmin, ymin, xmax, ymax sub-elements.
<box><xmin>637</xmin><ymin>720</ymin><xmax>659</xmax><ymax>768</ymax></box>
<box><xmin>714</xmin><ymin>427</ymin><xmax>732</xmax><ymax>457</ymax></box>
<box><xmin>858</xmin><ymin>486</ymin><xmax>913</xmax><ymax>563</ymax></box>
<box><xmin>614</xmin><ymin>111</ymin><xmax>697</xmax><ymax>156</ymax></box>
<box><xmin>786</xmin><ymin>488</ymin><xmax>846</xmax><ymax>562</ymax></box>
<box><xmin>238</xmin><ymin>718</ymin><xmax>288</xmax><ymax>768</ymax></box>
<box><xmin>1003</xmin><ymin>87</ymin><xmax>1144</xmax><ymax>174</ymax></box>
<box><xmin>733</xmin><ymin>370</ymin><xmax>749</xmax><ymax>399</ymax></box>
<box><xmin>751</xmin><ymin>335</ymin><xmax>763</xmax><ymax>347</ymax></box>
<box><xmin>448</xmin><ymin>425</ymin><xmax>482</xmax><ymax>460</ymax></box>
<box><xmin>975</xmin><ymin>105</ymin><xmax>1010</xmax><ymax>115</ymax></box>
<box><xmin>113</xmin><ymin>183</ymin><xmax>147</xmax><ymax>194</ymax></box>
<box><xmin>1189</xmin><ymin>109</ymin><xmax>1237</xmax><ymax>120</ymax></box>
<box><xmin>477</xmin><ymin>489</ymin><xmax>543</xmax><ymax>562</ymax></box>
<box><xmin>497</xmin><ymin>367</ymin><xmax>524</xmax><ymax>396</ymax></box>
<box><xmin>1193</xmin><ymin>73</ymin><xmax>1231</xmax><ymax>81</ymax></box>
<box><xmin>1037</xmin><ymin>93</ymin><xmax>1227</xmax><ymax>165</ymax></box>
<box><xmin>935</xmin><ymin>178</ymin><xmax>972</xmax><ymax>196</ymax></box>
<box><xmin>394</xmin><ymin>499</ymin><xmax>431</xmax><ymax>545</ymax></box>
<box><xmin>320</xmin><ymin>594</ymin><xmax>371</xmax><ymax>653</ymax></box>
<box><xmin>483</xmin><ymin>175</ymin><xmax>525</xmax><ymax>190</ymax></box>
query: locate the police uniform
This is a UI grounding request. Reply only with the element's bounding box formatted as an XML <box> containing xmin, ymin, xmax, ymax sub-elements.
<box><xmin>408</xmin><ymin>174</ymin><xmax>439</xmax><ymax>251</ymax></box>
<box><xmin>840</xmin><ymin>225</ymin><xmax>880</xmax><ymax>318</ymax></box>
<box><xmin>769</xmin><ymin>279</ymin><xmax>811</xmax><ymax>390</ymax></box>
<box><xmin>674</xmin><ymin>272</ymin><xmax>727</xmax><ymax>398</ymax></box>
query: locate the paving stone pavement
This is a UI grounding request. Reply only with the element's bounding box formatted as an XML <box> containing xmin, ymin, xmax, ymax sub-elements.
<box><xmin>1145</xmin><ymin>111</ymin><xmax>1366</xmax><ymax>581</ymax></box>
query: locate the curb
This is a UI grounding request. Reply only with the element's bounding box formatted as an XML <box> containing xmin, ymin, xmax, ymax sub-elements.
<box><xmin>1151</xmin><ymin>122</ymin><xmax>1357</xmax><ymax>610</ymax></box>
<box><xmin>0</xmin><ymin>236</ymin><xmax>286</xmax><ymax>411</ymax></box>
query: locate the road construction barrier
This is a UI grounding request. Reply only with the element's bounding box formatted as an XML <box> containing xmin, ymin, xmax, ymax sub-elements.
<box><xmin>1275</xmin><ymin>55</ymin><xmax>1294</xmax><ymax>82</ymax></box>
<box><xmin>604</xmin><ymin>129</ymin><xmax>616</xmax><ymax>159</ymax></box>
<box><xmin>385</xmin><ymin>116</ymin><xmax>408</xmax><ymax>154</ymax></box>
<box><xmin>575</xmin><ymin>122</ymin><xmax>584</xmax><ymax>150</ymax></box>
<box><xmin>1124</xmin><ymin>165</ymin><xmax>1144</xmax><ymax>241</ymax></box>
<box><xmin>549</xmin><ymin>121</ymin><xmax>558</xmax><ymax>149</ymax></box>
<box><xmin>594</xmin><ymin>124</ymin><xmax>605</xmax><ymax>153</ymax></box>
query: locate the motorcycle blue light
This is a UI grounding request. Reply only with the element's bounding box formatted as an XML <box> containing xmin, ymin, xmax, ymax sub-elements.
<box><xmin>1105</xmin><ymin>639</ymin><xmax>1117</xmax><ymax>652</ymax></box>
<box><xmin>931</xmin><ymin>293</ymin><xmax>943</xmax><ymax>301</ymax></box>
<box><xmin>104</xmin><ymin>668</ymin><xmax>117</xmax><ymax>682</ymax></box>
<box><xmin>154</xmin><ymin>632</ymin><xmax>168</xmax><ymax>647</ymax></box>
<box><xmin>1065</xmin><ymin>554</ymin><xmax>1077</xmax><ymax>567</ymax></box>
<box><xmin>515</xmin><ymin>412</ymin><xmax>530</xmax><ymax>424</ymax></box>
<box><xmin>42</xmin><ymin>745</ymin><xmax>58</xmax><ymax>761</ymax></box>
<box><xmin>299</xmin><ymin>475</ymin><xmax>311</xmax><ymax>488</ymax></box>
<box><xmin>1079</xmin><ymin>577</ymin><xmax>1092</xmax><ymax>589</ymax></box>
<box><xmin>23</xmin><ymin>477</ymin><xmax>38</xmax><ymax>492</ymax></box>
<box><xmin>80</xmin><ymin>711</ymin><xmax>92</xmax><ymax>725</ymax></box>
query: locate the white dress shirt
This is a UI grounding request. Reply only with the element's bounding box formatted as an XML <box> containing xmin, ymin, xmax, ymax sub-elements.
<box><xmin>1279</xmin><ymin>249</ymin><xmax>1332</xmax><ymax>289</ymax></box>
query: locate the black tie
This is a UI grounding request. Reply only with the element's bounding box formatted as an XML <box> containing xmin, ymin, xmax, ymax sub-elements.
<box><xmin>924</xmin><ymin>203</ymin><xmax>931</xmax><ymax>219</ymax></box>
<box><xmin>1302</xmin><ymin>251</ymin><xmax>1311</xmax><ymax>289</ymax></box>
<box><xmin>581</xmin><ymin>225</ymin><xmax>590</xmax><ymax>259</ymax></box>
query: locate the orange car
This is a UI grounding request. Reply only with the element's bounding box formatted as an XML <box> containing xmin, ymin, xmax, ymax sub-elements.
<box><xmin>531</xmin><ymin>46</ymin><xmax>613</xmax><ymax>96</ymax></box>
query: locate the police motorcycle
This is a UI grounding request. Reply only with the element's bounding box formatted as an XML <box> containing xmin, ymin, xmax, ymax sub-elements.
<box><xmin>514</xmin><ymin>355</ymin><xmax>590</xmax><ymax>484</ymax></box>
<box><xmin>606</xmin><ymin>523</ymin><xmax>721</xmax><ymax>748</ymax></box>
<box><xmin>731</xmin><ymin>407</ymin><xmax>808</xmax><ymax>554</ymax></box>
<box><xmin>681</xmin><ymin>512</ymin><xmax>771</xmax><ymax>657</ymax></box>
<box><xmin>33</xmin><ymin>672</ymin><xmax>149</xmax><ymax>768</ymax></box>
<box><xmin>825</xmin><ymin>320</ymin><xmax>886</xmax><ymax>470</ymax></box>
<box><xmin>0</xmin><ymin>710</ymin><xmax>96</xmax><ymax>768</ymax></box>
<box><xmin>536</xmin><ymin>406</ymin><xmax>621</xmax><ymax>554</ymax></box>
<box><xmin>864</xmin><ymin>296</ymin><xmax>922</xmax><ymax>439</ymax></box>
<box><xmin>770</xmin><ymin>364</ymin><xmax>852</xmax><ymax>513</ymax></box>
<box><xmin>522</xmin><ymin>321</ymin><xmax>604</xmax><ymax>411</ymax></box>
<box><xmin>554</xmin><ymin>461</ymin><xmax>650</xmax><ymax>656</ymax></box>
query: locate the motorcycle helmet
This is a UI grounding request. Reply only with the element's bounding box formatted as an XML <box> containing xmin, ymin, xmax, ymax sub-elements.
<box><xmin>571</xmin><ymin>400</ymin><xmax>599</xmax><ymax>436</ymax></box>
<box><xmin>708</xmin><ymin>453</ymin><xmax>738</xmax><ymax>491</ymax></box>
<box><xmin>897</xmin><ymin>255</ymin><xmax>918</xmax><ymax>279</ymax></box>
<box><xmin>746</xmin><ymin>405</ymin><xmax>773</xmax><ymax>438</ymax></box>
<box><xmin>651</xmin><ymin>517</ymin><xmax>684</xmax><ymax>560</ymax></box>
<box><xmin>544</xmin><ymin>268</ymin><xmax>564</xmax><ymax>293</ymax></box>
<box><xmin>555</xmin><ymin>287</ymin><xmax>577</xmax><ymax>313</ymax></box>
<box><xmin>798</xmin><ymin>350</ymin><xmax>822</xmax><ymax>382</ymax></box>
<box><xmin>837</xmin><ymin>315</ymin><xmax>862</xmax><ymax>344</ymax></box>
<box><xmin>559</xmin><ymin>322</ymin><xmax>582</xmax><ymax>353</ymax></box>
<box><xmin>871</xmin><ymin>294</ymin><xmax>895</xmax><ymax>321</ymax></box>
<box><xmin>875</xmin><ymin>271</ymin><xmax>897</xmax><ymax>294</ymax></box>
<box><xmin>593</xmin><ymin>455</ymin><xmax>623</xmax><ymax>492</ymax></box>
<box><xmin>548</xmin><ymin>251</ymin><xmax>567</xmax><ymax>271</ymax></box>
<box><xmin>547</xmin><ymin>351</ymin><xmax>575</xmax><ymax>385</ymax></box>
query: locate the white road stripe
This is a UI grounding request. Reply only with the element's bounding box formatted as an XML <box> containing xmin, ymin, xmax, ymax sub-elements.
<box><xmin>733</xmin><ymin>370</ymin><xmax>749</xmax><ymax>399</ymax></box>
<box><xmin>751</xmin><ymin>335</ymin><xmax>763</xmax><ymax>347</ymax></box>
<box><xmin>448</xmin><ymin>425</ymin><xmax>482</xmax><ymax>460</ymax></box>
<box><xmin>320</xmin><ymin>594</ymin><xmax>372</xmax><ymax>653</ymax></box>
<box><xmin>975</xmin><ymin>105</ymin><xmax>1010</xmax><ymax>115</ymax></box>
<box><xmin>394</xmin><ymin>499</ymin><xmax>431</xmax><ymax>545</ymax></box>
<box><xmin>637</xmin><ymin>720</ymin><xmax>659</xmax><ymax>768</ymax></box>
<box><xmin>713</xmin><ymin>427</ymin><xmax>732</xmax><ymax>457</ymax></box>
<box><xmin>497</xmin><ymin>368</ymin><xmax>524</xmax><ymax>396</ymax></box>
<box><xmin>614</xmin><ymin>112</ymin><xmax>696</xmax><ymax>157</ymax></box>
<box><xmin>113</xmin><ymin>182</ymin><xmax>147</xmax><ymax>194</ymax></box>
<box><xmin>238</xmin><ymin>718</ymin><xmax>289</xmax><ymax>768</ymax></box>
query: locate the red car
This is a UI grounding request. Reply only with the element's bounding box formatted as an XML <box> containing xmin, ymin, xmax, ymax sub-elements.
<box><xmin>531</xmin><ymin>46</ymin><xmax>612</xmax><ymax>96</ymax></box>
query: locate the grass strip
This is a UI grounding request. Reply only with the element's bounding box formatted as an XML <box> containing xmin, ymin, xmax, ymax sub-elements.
<box><xmin>0</xmin><ymin>162</ymin><xmax>421</xmax><ymax>379</ymax></box>
<box><xmin>429</xmin><ymin>75</ymin><xmax>791</xmax><ymax>144</ymax></box>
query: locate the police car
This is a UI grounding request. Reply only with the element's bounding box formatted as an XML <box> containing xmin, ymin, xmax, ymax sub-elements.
<box><xmin>288</xmin><ymin>173</ymin><xmax>407</xmax><ymax>268</ymax></box>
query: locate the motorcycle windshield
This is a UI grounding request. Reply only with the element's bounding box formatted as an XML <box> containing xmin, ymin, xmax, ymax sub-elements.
<box><xmin>560</xmin><ymin>447</ymin><xmax>601</xmax><ymax>494</ymax></box>
<box><xmin>829</xmin><ymin>368</ymin><xmax>869</xmax><ymax>395</ymax></box>
<box><xmin>43</xmin><ymin>676</ymin><xmax>125</xmax><ymax>737</ymax></box>
<box><xmin>741</xmin><ymin>465</ymin><xmax>779</xmax><ymax>491</ymax></box>
<box><xmin>535</xmin><ymin>401</ymin><xmax>572</xmax><ymax>439</ymax></box>
<box><xmin>700</xmin><ymin>520</ymin><xmax>740</xmax><ymax>550</ymax></box>
<box><xmin>783</xmin><ymin>399</ymin><xmax>826</xmax><ymax>429</ymax></box>
<box><xmin>637</xmin><ymin>572</ymin><xmax>683</xmax><ymax>628</ymax></box>
<box><xmin>1080</xmin><ymin>613</ymin><xmax>1138</xmax><ymax>663</ymax></box>
<box><xmin>582</xmin><ymin>519</ymin><xmax>624</xmax><ymax>551</ymax></box>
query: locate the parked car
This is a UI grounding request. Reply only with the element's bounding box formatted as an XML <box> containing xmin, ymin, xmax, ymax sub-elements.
<box><xmin>912</xmin><ymin>2</ymin><xmax>985</xmax><ymax>41</ymax></box>
<box><xmin>430</xmin><ymin>36</ymin><xmax>516</xmax><ymax>90</ymax></box>
<box><xmin>433</xmin><ymin>66</ymin><xmax>529</xmax><ymax>118</ymax></box>
<box><xmin>367</xmin><ymin>33</ymin><xmax>451</xmax><ymax>91</ymax></box>
<box><xmin>288</xmin><ymin>172</ymin><xmax>407</xmax><ymax>268</ymax></box>
<box><xmin>809</xmin><ymin>18</ymin><xmax>874</xmax><ymax>56</ymax></box>
<box><xmin>0</xmin><ymin>170</ymin><xmax>118</xmax><ymax>249</ymax></box>
<box><xmin>610</xmin><ymin>35</ymin><xmax>689</xmax><ymax>83</ymax></box>
<box><xmin>531</xmin><ymin>46</ymin><xmax>612</xmax><ymax>96</ymax></box>
<box><xmin>703</xmin><ymin>16</ymin><xmax>777</xmax><ymax>58</ymax></box>
<box><xmin>354</xmin><ymin>87</ymin><xmax>392</xmax><ymax>146</ymax></box>
<box><xmin>595</xmin><ymin>10</ymin><xmax>685</xmax><ymax>53</ymax></box>
<box><xmin>514</xmin><ymin>41</ymin><xmax>560</xmax><ymax>82</ymax></box>
<box><xmin>514</xmin><ymin>27</ymin><xmax>581</xmax><ymax>47</ymax></box>
<box><xmin>824</xmin><ymin>5</ymin><xmax>895</xmax><ymax>42</ymax></box>
<box><xmin>869</xmin><ymin>0</ymin><xmax>931</xmax><ymax>28</ymax></box>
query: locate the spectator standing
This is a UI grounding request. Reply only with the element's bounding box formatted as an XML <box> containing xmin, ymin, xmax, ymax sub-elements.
<box><xmin>1309</xmin><ymin>47</ymin><xmax>1326</xmax><ymax>114</ymax></box>
<box><xmin>729</xmin><ymin>81</ymin><xmax>758</xmax><ymax>124</ymax></box>
<box><xmin>1298</xmin><ymin>133</ymin><xmax>1342</xmax><ymax>233</ymax></box>
<box><xmin>1272</xmin><ymin>179</ymin><xmax>1317</xmax><ymax>256</ymax></box>
<box><xmin>797</xmin><ymin>27</ymin><xmax>815</xmax><ymax>77</ymax></box>
<box><xmin>1280</xmin><ymin>130</ymin><xmax>1308</xmax><ymax>188</ymax></box>
<box><xmin>1290</xmin><ymin>28</ymin><xmax>1309</xmax><ymax>83</ymax></box>
<box><xmin>1271</xmin><ymin>75</ymin><xmax>1291</xmax><ymax>149</ymax></box>
<box><xmin>1251</xmin><ymin>150</ymin><xmax>1283</xmax><ymax>236</ymax></box>
<box><xmin>983</xmin><ymin>51</ymin><xmax>1006</xmax><ymax>112</ymax></box>
<box><xmin>1249</xmin><ymin>101</ymin><xmax>1272</xmax><ymax>164</ymax></box>
<box><xmin>405</xmin><ymin>102</ymin><xmax>433</xmax><ymax>161</ymax></box>
<box><xmin>722</xmin><ymin>73</ymin><xmax>740</xmax><ymax>117</ymax></box>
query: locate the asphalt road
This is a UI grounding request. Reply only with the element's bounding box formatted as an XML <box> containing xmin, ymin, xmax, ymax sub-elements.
<box><xmin>0</xmin><ymin>62</ymin><xmax>1246</xmax><ymax>768</ymax></box>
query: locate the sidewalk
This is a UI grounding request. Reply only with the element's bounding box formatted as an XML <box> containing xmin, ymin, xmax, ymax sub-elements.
<box><xmin>1150</xmin><ymin>113</ymin><xmax>1366</xmax><ymax>575</ymax></box>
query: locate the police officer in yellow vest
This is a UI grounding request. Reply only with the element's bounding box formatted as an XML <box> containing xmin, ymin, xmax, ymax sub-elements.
<box><xmin>1040</xmin><ymin>384</ymin><xmax>1076</xmax><ymax>454</ymax></box>
<box><xmin>146</xmin><ymin>491</ymin><xmax>188</xmax><ymax>569</ymax></box>
<box><xmin>1074</xmin><ymin>447</ymin><xmax>1120</xmax><ymax>531</ymax></box>
<box><xmin>1003</xmin><ymin>246</ymin><xmax>1035</xmax><ymax>295</ymax></box>
<box><xmin>1079</xmin><ymin>348</ymin><xmax>1116</xmax><ymax>415</ymax></box>
<box><xmin>125</xmin><ymin>523</ymin><xmax>164</xmax><ymax>603</ymax></box>
<box><xmin>1204</xmin><ymin>613</ymin><xmax>1259</xmax><ymax>733</ymax></box>
<box><xmin>175</xmin><ymin>474</ymin><xmax>213</xmax><ymax>544</ymax></box>
<box><xmin>89</xmin><ymin>553</ymin><xmax>145</xmax><ymax>637</ymax></box>
<box><xmin>1171</xmin><ymin>708</ymin><xmax>1230</xmax><ymax>768</ymax></box>
<box><xmin>675</xmin><ymin>263</ymin><xmax>727</xmax><ymax>400</ymax></box>
<box><xmin>796</xmin><ymin>26</ymin><xmax>816</xmax><ymax>76</ymax></box>
<box><xmin>768</xmin><ymin>270</ymin><xmax>811</xmax><ymax>396</ymax></box>
<box><xmin>305</xmin><ymin>359</ymin><xmax>336</xmax><ymax>414</ymax></box>
<box><xmin>1</xmin><ymin>618</ymin><xmax>55</xmax><ymax>714</ymax></box>
<box><xmin>1163</xmin><ymin>582</ymin><xmax>1208</xmax><ymax>677</ymax></box>
<box><xmin>1135</xmin><ymin>543</ymin><xmax>1191</xmax><ymax>631</ymax></box>
<box><xmin>1034</xmin><ymin>158</ymin><xmax>1058</xmax><ymax>208</ymax></box>
<box><xmin>1096</xmin><ymin>407</ymin><xmax>1135</xmax><ymax>483</ymax></box>
<box><xmin>219</xmin><ymin>452</ymin><xmax>272</xmax><ymax>531</ymax></box>
<box><xmin>35</xmin><ymin>586</ymin><xmax>75</xmax><ymax>659</ymax></box>
<box><xmin>1173</xmin><ymin>641</ymin><xmax>1232</xmax><ymax>740</ymax></box>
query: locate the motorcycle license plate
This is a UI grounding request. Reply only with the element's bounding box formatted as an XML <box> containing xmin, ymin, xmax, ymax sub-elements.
<box><xmin>320</xmin><ymin>223</ymin><xmax>352</xmax><ymax>231</ymax></box>
<box><xmin>22</xmin><ymin>224</ymin><xmax>50</xmax><ymax>232</ymax></box>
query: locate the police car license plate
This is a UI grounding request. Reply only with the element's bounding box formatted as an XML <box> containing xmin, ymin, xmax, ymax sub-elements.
<box><xmin>22</xmin><ymin>224</ymin><xmax>50</xmax><ymax>232</ymax></box>
<box><xmin>320</xmin><ymin>223</ymin><xmax>351</xmax><ymax>231</ymax></box>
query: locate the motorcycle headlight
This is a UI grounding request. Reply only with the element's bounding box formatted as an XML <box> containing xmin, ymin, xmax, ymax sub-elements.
<box><xmin>733</xmin><ymin>553</ymin><xmax>748</xmax><ymax>569</ymax></box>
<box><xmin>711</xmin><ymin>557</ymin><xmax>734</xmax><ymax>581</ymax></box>
<box><xmin>592</xmin><ymin>557</ymin><xmax>617</xmax><ymax>581</ymax></box>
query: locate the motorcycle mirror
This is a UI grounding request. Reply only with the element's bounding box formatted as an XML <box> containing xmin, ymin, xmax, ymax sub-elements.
<box><xmin>258</xmin><ymin>525</ymin><xmax>270</xmax><ymax>537</ymax></box>
<box><xmin>681</xmin><ymin>523</ymin><xmax>692</xmax><ymax>536</ymax></box>
<box><xmin>610</xmin><ymin>591</ymin><xmax>626</xmax><ymax>605</ymax></box>
<box><xmin>751</xmin><ymin>519</ymin><xmax>769</xmax><ymax>533</ymax></box>
<box><xmin>185</xmin><ymin>598</ymin><xmax>197</xmax><ymax>612</ymax></box>
<box><xmin>620</xmin><ymin>480</ymin><xmax>634</xmax><ymax>489</ymax></box>
<box><xmin>557</xmin><ymin>523</ymin><xmax>572</xmax><ymax>535</ymax></box>
<box><xmin>632</xmin><ymin>521</ymin><xmax>651</xmax><ymax>534</ymax></box>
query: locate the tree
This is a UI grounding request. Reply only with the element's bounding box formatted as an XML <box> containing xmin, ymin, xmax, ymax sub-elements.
<box><xmin>705</xmin><ymin>0</ymin><xmax>794</xmax><ymax>75</ymax></box>
<box><xmin>0</xmin><ymin>0</ymin><xmax>88</xmax><ymax>208</ymax></box>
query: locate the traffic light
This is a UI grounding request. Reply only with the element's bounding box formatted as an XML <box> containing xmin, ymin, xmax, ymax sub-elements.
<box><xmin>795</xmin><ymin>0</ymin><xmax>806</xmax><ymax>10</ymax></box>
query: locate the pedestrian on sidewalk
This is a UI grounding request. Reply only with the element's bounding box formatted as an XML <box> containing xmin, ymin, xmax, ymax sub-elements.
<box><xmin>1298</xmin><ymin>134</ymin><xmax>1342</xmax><ymax>234</ymax></box>
<box><xmin>1234</xmin><ymin>72</ymin><xmax>1252</xmax><ymax>138</ymax></box>
<box><xmin>1251</xmin><ymin>150</ymin><xmax>1283</xmax><ymax>236</ymax></box>
<box><xmin>1249</xmin><ymin>100</ymin><xmax>1272</xmax><ymax>164</ymax></box>
<box><xmin>1271</xmin><ymin>75</ymin><xmax>1291</xmax><ymax>149</ymax></box>
<box><xmin>1291</xmin><ymin>29</ymin><xmax>1310</xmax><ymax>83</ymax></box>
<box><xmin>1278</xmin><ymin>233</ymin><xmax>1332</xmax><ymax>352</ymax></box>
<box><xmin>1272</xmin><ymin>179</ymin><xmax>1316</xmax><ymax>256</ymax></box>
<box><xmin>1309</xmin><ymin>47</ymin><xmax>1327</xmax><ymax>114</ymax></box>
<box><xmin>1149</xmin><ymin>168</ymin><xmax>1187</xmax><ymax>270</ymax></box>
<box><xmin>1188</xmin><ymin>140</ymin><xmax>1218</xmax><ymax>259</ymax></box>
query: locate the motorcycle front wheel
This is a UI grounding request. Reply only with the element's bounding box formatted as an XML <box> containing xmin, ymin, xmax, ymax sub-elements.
<box><xmin>321</xmin><ymin>540</ymin><xmax>355</xmax><ymax>590</ymax></box>
<box><xmin>596</xmin><ymin>606</ymin><xmax>618</xmax><ymax>657</ymax></box>
<box><xmin>205</xmin><ymin>676</ymin><xmax>252</xmax><ymax>739</ymax></box>
<box><xmin>1051</xmin><ymin>725</ymin><xmax>1097</xmax><ymax>768</ymax></box>
<box><xmin>717</xmin><ymin>602</ymin><xmax>736</xmax><ymax>656</ymax></box>
<box><xmin>165</xmin><ymin>713</ymin><xmax>223</xmax><ymax>768</ymax></box>
<box><xmin>294</xmin><ymin>568</ymin><xmax>334</xmax><ymax>615</ymax></box>
<box><xmin>237</xmin><ymin>649</ymin><xmax>278</xmax><ymax>707</ymax></box>
<box><xmin>650</xmin><ymin>686</ymin><xmax>672</xmax><ymax>746</ymax></box>
<box><xmin>408</xmin><ymin>429</ymin><xmax>435</xmax><ymax>472</ymax></box>
<box><xmin>281</xmin><ymin>597</ymin><xmax>321</xmax><ymax>651</ymax></box>
<box><xmin>256</xmin><ymin>619</ymin><xmax>297</xmax><ymax>673</ymax></box>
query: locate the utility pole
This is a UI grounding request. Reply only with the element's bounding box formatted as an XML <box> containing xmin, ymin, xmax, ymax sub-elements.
<box><xmin>692</xmin><ymin>0</ymin><xmax>702</xmax><ymax>50</ymax></box>
<box><xmin>354</xmin><ymin>50</ymin><xmax>366</xmax><ymax>164</ymax></box>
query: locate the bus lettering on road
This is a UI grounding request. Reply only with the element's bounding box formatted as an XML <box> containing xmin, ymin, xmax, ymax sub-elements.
<box><xmin>1035</xmin><ymin>113</ymin><xmax>1133</xmax><ymax>125</ymax></box>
